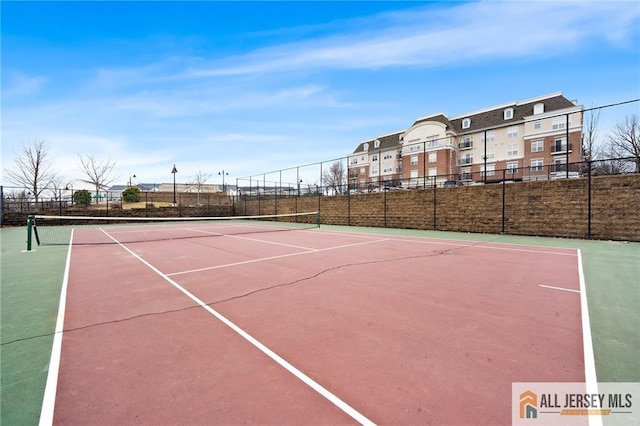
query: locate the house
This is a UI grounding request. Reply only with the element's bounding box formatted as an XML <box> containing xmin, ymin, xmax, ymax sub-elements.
<box><xmin>348</xmin><ymin>92</ymin><xmax>583</xmax><ymax>189</ymax></box>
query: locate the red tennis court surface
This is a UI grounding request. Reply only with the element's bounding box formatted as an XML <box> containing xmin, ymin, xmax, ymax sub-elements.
<box><xmin>40</xmin><ymin>225</ymin><xmax>588</xmax><ymax>425</ymax></box>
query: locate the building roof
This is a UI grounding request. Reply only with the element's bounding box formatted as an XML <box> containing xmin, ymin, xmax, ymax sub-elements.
<box><xmin>449</xmin><ymin>93</ymin><xmax>577</xmax><ymax>134</ymax></box>
<box><xmin>352</xmin><ymin>131</ymin><xmax>403</xmax><ymax>154</ymax></box>
<box><xmin>349</xmin><ymin>92</ymin><xmax>581</xmax><ymax>157</ymax></box>
<box><xmin>410</xmin><ymin>93</ymin><xmax>579</xmax><ymax>134</ymax></box>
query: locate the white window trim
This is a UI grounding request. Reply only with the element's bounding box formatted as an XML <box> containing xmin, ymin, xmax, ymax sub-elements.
<box><xmin>462</xmin><ymin>118</ymin><xmax>471</xmax><ymax>129</ymax></box>
<box><xmin>504</xmin><ymin>108</ymin><xmax>514</xmax><ymax>120</ymax></box>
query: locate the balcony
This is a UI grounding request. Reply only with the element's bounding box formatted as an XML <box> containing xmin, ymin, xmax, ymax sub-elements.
<box><xmin>458</xmin><ymin>157</ymin><xmax>473</xmax><ymax>165</ymax></box>
<box><xmin>458</xmin><ymin>141</ymin><xmax>473</xmax><ymax>149</ymax></box>
<box><xmin>550</xmin><ymin>143</ymin><xmax>573</xmax><ymax>154</ymax></box>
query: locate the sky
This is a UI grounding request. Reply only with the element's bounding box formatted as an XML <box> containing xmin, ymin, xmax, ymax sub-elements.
<box><xmin>2</xmin><ymin>0</ymin><xmax>639</xmax><ymax>189</ymax></box>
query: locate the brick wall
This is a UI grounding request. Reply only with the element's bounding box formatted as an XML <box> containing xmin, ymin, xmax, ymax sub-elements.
<box><xmin>5</xmin><ymin>175</ymin><xmax>638</xmax><ymax>241</ymax></box>
<box><xmin>236</xmin><ymin>174</ymin><xmax>640</xmax><ymax>241</ymax></box>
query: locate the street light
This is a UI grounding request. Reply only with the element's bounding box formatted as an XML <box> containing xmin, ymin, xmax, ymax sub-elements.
<box><xmin>66</xmin><ymin>183</ymin><xmax>74</xmax><ymax>205</ymax></box>
<box><xmin>129</xmin><ymin>173</ymin><xmax>136</xmax><ymax>187</ymax></box>
<box><xmin>218</xmin><ymin>170</ymin><xmax>228</xmax><ymax>193</ymax></box>
<box><xmin>171</xmin><ymin>165</ymin><xmax>178</xmax><ymax>206</ymax></box>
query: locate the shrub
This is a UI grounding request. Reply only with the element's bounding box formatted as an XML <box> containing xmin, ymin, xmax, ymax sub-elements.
<box><xmin>122</xmin><ymin>187</ymin><xmax>141</xmax><ymax>203</ymax></box>
<box><xmin>73</xmin><ymin>189</ymin><xmax>92</xmax><ymax>207</ymax></box>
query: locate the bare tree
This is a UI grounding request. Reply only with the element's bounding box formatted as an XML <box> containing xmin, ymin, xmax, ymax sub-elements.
<box><xmin>608</xmin><ymin>114</ymin><xmax>640</xmax><ymax>172</ymax></box>
<box><xmin>190</xmin><ymin>168</ymin><xmax>211</xmax><ymax>205</ymax></box>
<box><xmin>322</xmin><ymin>161</ymin><xmax>346</xmax><ymax>195</ymax></box>
<box><xmin>582</xmin><ymin>107</ymin><xmax>600</xmax><ymax>162</ymax></box>
<box><xmin>5</xmin><ymin>139</ymin><xmax>58</xmax><ymax>202</ymax></box>
<box><xmin>78</xmin><ymin>154</ymin><xmax>118</xmax><ymax>203</ymax></box>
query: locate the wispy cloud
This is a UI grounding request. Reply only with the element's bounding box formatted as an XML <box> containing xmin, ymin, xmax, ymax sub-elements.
<box><xmin>2</xmin><ymin>71</ymin><xmax>48</xmax><ymax>98</ymax></box>
<box><xmin>182</xmin><ymin>1</ymin><xmax>639</xmax><ymax>78</ymax></box>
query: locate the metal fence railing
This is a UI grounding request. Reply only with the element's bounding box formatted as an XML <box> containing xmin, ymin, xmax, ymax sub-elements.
<box><xmin>2</xmin><ymin>157</ymin><xmax>639</xmax><ymax>241</ymax></box>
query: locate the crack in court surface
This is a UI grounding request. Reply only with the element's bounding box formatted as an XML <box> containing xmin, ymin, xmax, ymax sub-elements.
<box><xmin>1</xmin><ymin>237</ymin><xmax>495</xmax><ymax>346</ymax></box>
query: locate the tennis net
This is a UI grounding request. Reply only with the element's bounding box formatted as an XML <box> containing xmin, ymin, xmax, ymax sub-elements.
<box><xmin>28</xmin><ymin>212</ymin><xmax>320</xmax><ymax>248</ymax></box>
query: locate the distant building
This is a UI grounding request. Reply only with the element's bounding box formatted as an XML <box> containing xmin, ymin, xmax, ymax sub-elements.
<box><xmin>348</xmin><ymin>92</ymin><xmax>583</xmax><ymax>189</ymax></box>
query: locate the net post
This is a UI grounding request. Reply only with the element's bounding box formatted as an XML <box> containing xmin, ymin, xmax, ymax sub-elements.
<box><xmin>26</xmin><ymin>215</ymin><xmax>33</xmax><ymax>251</ymax></box>
<box><xmin>316</xmin><ymin>211</ymin><xmax>321</xmax><ymax>228</ymax></box>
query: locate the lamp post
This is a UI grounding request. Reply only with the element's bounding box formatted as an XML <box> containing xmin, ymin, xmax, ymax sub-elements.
<box><xmin>171</xmin><ymin>165</ymin><xmax>178</xmax><ymax>206</ymax></box>
<box><xmin>66</xmin><ymin>183</ymin><xmax>74</xmax><ymax>205</ymax></box>
<box><xmin>128</xmin><ymin>173</ymin><xmax>136</xmax><ymax>187</ymax></box>
<box><xmin>218</xmin><ymin>170</ymin><xmax>228</xmax><ymax>193</ymax></box>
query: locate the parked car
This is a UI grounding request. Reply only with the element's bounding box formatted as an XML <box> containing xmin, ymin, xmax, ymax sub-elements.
<box><xmin>443</xmin><ymin>180</ymin><xmax>462</xmax><ymax>187</ymax></box>
<box><xmin>550</xmin><ymin>171</ymin><xmax>581</xmax><ymax>179</ymax></box>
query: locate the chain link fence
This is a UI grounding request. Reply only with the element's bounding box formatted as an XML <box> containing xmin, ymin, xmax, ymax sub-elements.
<box><xmin>2</xmin><ymin>157</ymin><xmax>639</xmax><ymax>241</ymax></box>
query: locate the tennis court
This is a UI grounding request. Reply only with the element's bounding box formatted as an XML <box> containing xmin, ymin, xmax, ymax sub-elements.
<box><xmin>29</xmin><ymin>214</ymin><xmax>591</xmax><ymax>425</ymax></box>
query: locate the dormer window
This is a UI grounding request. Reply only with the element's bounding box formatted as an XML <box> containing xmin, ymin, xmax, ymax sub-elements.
<box><xmin>534</xmin><ymin>103</ymin><xmax>544</xmax><ymax>115</ymax></box>
<box><xmin>462</xmin><ymin>118</ymin><xmax>471</xmax><ymax>129</ymax></box>
<box><xmin>504</xmin><ymin>108</ymin><xmax>514</xmax><ymax>120</ymax></box>
<box><xmin>363</xmin><ymin>143</ymin><xmax>369</xmax><ymax>152</ymax></box>
<box><xmin>374</xmin><ymin>139</ymin><xmax>381</xmax><ymax>148</ymax></box>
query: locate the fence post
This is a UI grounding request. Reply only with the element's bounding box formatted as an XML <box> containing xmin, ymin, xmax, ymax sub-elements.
<box><xmin>501</xmin><ymin>169</ymin><xmax>506</xmax><ymax>234</ymax></box>
<box><xmin>587</xmin><ymin>160</ymin><xmax>592</xmax><ymax>239</ymax></box>
<box><xmin>383</xmin><ymin>187</ymin><xmax>387</xmax><ymax>228</ymax></box>
<box><xmin>432</xmin><ymin>176</ymin><xmax>437</xmax><ymax>230</ymax></box>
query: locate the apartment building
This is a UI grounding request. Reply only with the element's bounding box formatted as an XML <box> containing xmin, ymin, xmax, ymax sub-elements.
<box><xmin>348</xmin><ymin>92</ymin><xmax>583</xmax><ymax>190</ymax></box>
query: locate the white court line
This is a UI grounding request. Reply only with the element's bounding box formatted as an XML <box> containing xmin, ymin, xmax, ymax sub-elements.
<box><xmin>39</xmin><ymin>231</ymin><xmax>74</xmax><ymax>426</ymax></box>
<box><xmin>578</xmin><ymin>249</ymin><xmax>601</xmax><ymax>426</ymax></box>
<box><xmin>98</xmin><ymin>228</ymin><xmax>376</xmax><ymax>426</ymax></box>
<box><xmin>539</xmin><ymin>284</ymin><xmax>581</xmax><ymax>293</ymax></box>
<box><xmin>167</xmin><ymin>238</ymin><xmax>389</xmax><ymax>277</ymax></box>
<box><xmin>186</xmin><ymin>227</ymin><xmax>319</xmax><ymax>251</ymax></box>
<box><xmin>314</xmin><ymin>229</ymin><xmax>578</xmax><ymax>256</ymax></box>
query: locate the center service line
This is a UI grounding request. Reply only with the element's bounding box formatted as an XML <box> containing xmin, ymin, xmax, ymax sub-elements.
<box><xmin>99</xmin><ymin>229</ymin><xmax>377</xmax><ymax>426</ymax></box>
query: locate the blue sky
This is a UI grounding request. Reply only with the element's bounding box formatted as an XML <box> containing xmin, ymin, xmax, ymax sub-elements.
<box><xmin>2</xmin><ymin>0</ymin><xmax>639</xmax><ymax>188</ymax></box>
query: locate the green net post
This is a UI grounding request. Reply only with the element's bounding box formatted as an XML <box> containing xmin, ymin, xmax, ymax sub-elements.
<box><xmin>26</xmin><ymin>215</ymin><xmax>34</xmax><ymax>251</ymax></box>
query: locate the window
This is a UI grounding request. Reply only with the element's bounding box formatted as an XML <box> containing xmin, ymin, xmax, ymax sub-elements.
<box><xmin>410</xmin><ymin>170</ymin><xmax>419</xmax><ymax>178</ymax></box>
<box><xmin>482</xmin><ymin>131</ymin><xmax>495</xmax><ymax>142</ymax></box>
<box><xmin>553</xmin><ymin>137</ymin><xmax>567</xmax><ymax>152</ymax></box>
<box><xmin>428</xmin><ymin>168</ymin><xmax>438</xmax><ymax>177</ymax></box>
<box><xmin>426</xmin><ymin>135</ymin><xmax>438</xmax><ymax>148</ymax></box>
<box><xmin>552</xmin><ymin>117</ymin><xmax>568</xmax><ymax>130</ymax></box>
<box><xmin>460</xmin><ymin>136</ymin><xmax>472</xmax><ymax>148</ymax></box>
<box><xmin>360</xmin><ymin>167</ymin><xmax>365</xmax><ymax>175</ymax></box>
<box><xmin>374</xmin><ymin>139</ymin><xmax>381</xmax><ymax>148</ymax></box>
<box><xmin>460</xmin><ymin>168</ymin><xmax>471</xmax><ymax>180</ymax></box>
<box><xmin>531</xmin><ymin>140</ymin><xmax>544</xmax><ymax>153</ymax></box>
<box><xmin>485</xmin><ymin>148</ymin><xmax>495</xmax><ymax>160</ymax></box>
<box><xmin>429</xmin><ymin>152</ymin><xmax>437</xmax><ymax>163</ymax></box>
<box><xmin>507</xmin><ymin>126</ymin><xmax>518</xmax><ymax>138</ymax></box>
<box><xmin>554</xmin><ymin>158</ymin><xmax>567</xmax><ymax>172</ymax></box>
<box><xmin>504</xmin><ymin>108</ymin><xmax>514</xmax><ymax>120</ymax></box>
<box><xmin>531</xmin><ymin>159</ymin><xmax>544</xmax><ymax>172</ymax></box>
<box><xmin>410</xmin><ymin>155</ymin><xmax>418</xmax><ymax>166</ymax></box>
<box><xmin>372</xmin><ymin>154</ymin><xmax>378</xmax><ymax>162</ymax></box>
<box><xmin>534</xmin><ymin>120</ymin><xmax>542</xmax><ymax>129</ymax></box>
<box><xmin>481</xmin><ymin>164</ymin><xmax>495</xmax><ymax>177</ymax></box>
<box><xmin>460</xmin><ymin>153</ymin><xmax>473</xmax><ymax>165</ymax></box>
<box><xmin>350</xmin><ymin>157</ymin><xmax>358</xmax><ymax>165</ymax></box>
<box><xmin>372</xmin><ymin>167</ymin><xmax>378</xmax><ymax>175</ymax></box>
<box><xmin>363</xmin><ymin>143</ymin><xmax>369</xmax><ymax>152</ymax></box>
<box><xmin>507</xmin><ymin>144</ymin><xmax>518</xmax><ymax>156</ymax></box>
<box><xmin>534</xmin><ymin>103</ymin><xmax>544</xmax><ymax>115</ymax></box>
<box><xmin>507</xmin><ymin>162</ymin><xmax>519</xmax><ymax>174</ymax></box>
<box><xmin>383</xmin><ymin>165</ymin><xmax>393</xmax><ymax>173</ymax></box>
<box><xmin>383</xmin><ymin>152</ymin><xmax>393</xmax><ymax>160</ymax></box>
<box><xmin>462</xmin><ymin>118</ymin><xmax>471</xmax><ymax>129</ymax></box>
